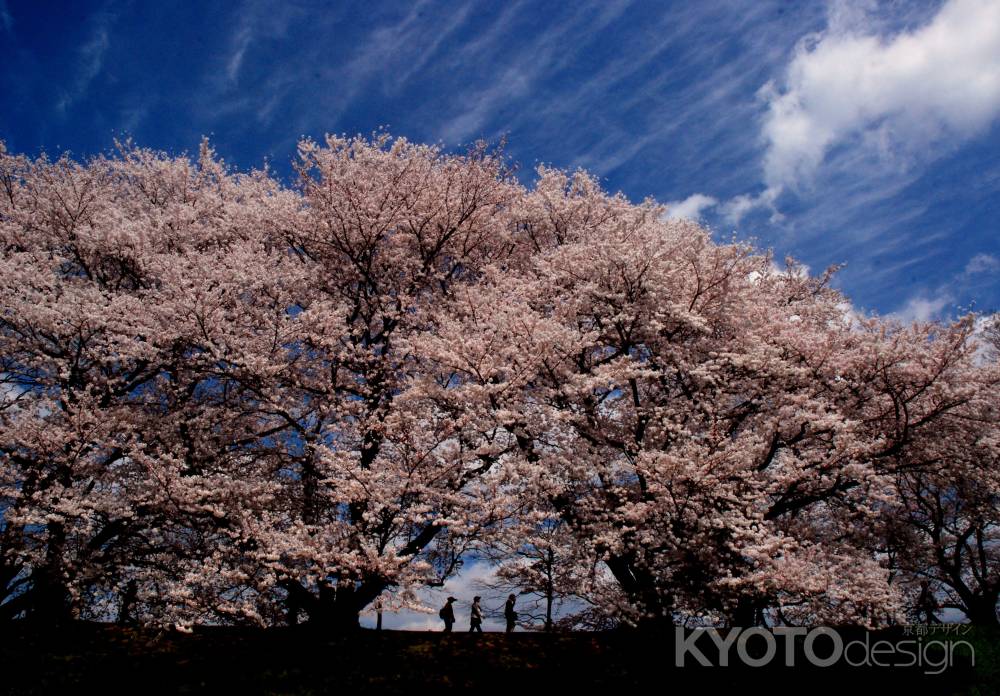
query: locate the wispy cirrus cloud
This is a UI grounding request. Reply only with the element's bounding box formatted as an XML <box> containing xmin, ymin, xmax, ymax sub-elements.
<box><xmin>371</xmin><ymin>0</ymin><xmax>474</xmax><ymax>94</ymax></box>
<box><xmin>3</xmin><ymin>0</ymin><xmax>996</xmax><ymax>322</ymax></box>
<box><xmin>226</xmin><ymin>22</ymin><xmax>254</xmax><ymax>84</ymax></box>
<box><xmin>563</xmin><ymin>1</ymin><xmax>809</xmax><ymax>181</ymax></box>
<box><xmin>209</xmin><ymin>0</ymin><xmax>477</xmax><ymax>155</ymax></box>
<box><xmin>221</xmin><ymin>0</ymin><xmax>303</xmax><ymax>88</ymax></box>
<box><xmin>436</xmin><ymin>0</ymin><xmax>633</xmax><ymax>145</ymax></box>
<box><xmin>56</xmin><ymin>9</ymin><xmax>115</xmax><ymax>113</ymax></box>
<box><xmin>0</xmin><ymin>0</ymin><xmax>13</xmax><ymax>35</ymax></box>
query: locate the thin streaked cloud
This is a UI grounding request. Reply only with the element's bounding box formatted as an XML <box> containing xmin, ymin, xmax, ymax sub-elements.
<box><xmin>0</xmin><ymin>0</ymin><xmax>13</xmax><ymax>35</ymax></box>
<box><xmin>56</xmin><ymin>9</ymin><xmax>114</xmax><ymax>113</ymax></box>
<box><xmin>0</xmin><ymin>0</ymin><xmax>996</xmax><ymax>326</ymax></box>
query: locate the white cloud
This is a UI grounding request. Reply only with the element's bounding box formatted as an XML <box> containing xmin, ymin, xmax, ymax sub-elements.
<box><xmin>663</xmin><ymin>193</ymin><xmax>718</xmax><ymax>221</ymax></box>
<box><xmin>0</xmin><ymin>374</ymin><xmax>26</xmax><ymax>411</ymax></box>
<box><xmin>761</xmin><ymin>0</ymin><xmax>1000</xmax><ymax>191</ymax></box>
<box><xmin>720</xmin><ymin>186</ymin><xmax>782</xmax><ymax>226</ymax></box>
<box><xmin>965</xmin><ymin>252</ymin><xmax>1000</xmax><ymax>274</ymax></box>
<box><xmin>971</xmin><ymin>313</ymin><xmax>999</xmax><ymax>364</ymax></box>
<box><xmin>0</xmin><ymin>383</ymin><xmax>18</xmax><ymax>406</ymax></box>
<box><xmin>889</xmin><ymin>293</ymin><xmax>952</xmax><ymax>324</ymax></box>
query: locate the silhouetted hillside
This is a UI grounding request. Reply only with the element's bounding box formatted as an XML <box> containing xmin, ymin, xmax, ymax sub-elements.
<box><xmin>1</xmin><ymin>622</ymin><xmax>994</xmax><ymax>694</ymax></box>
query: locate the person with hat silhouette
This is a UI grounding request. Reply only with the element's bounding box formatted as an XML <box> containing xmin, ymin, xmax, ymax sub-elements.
<box><xmin>439</xmin><ymin>596</ymin><xmax>457</xmax><ymax>632</ymax></box>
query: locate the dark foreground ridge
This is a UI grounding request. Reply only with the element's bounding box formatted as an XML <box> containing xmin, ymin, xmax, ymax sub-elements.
<box><xmin>1</xmin><ymin>621</ymin><xmax>995</xmax><ymax>695</ymax></box>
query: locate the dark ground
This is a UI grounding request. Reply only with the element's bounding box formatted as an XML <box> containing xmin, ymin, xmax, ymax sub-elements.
<box><xmin>0</xmin><ymin>621</ymin><xmax>996</xmax><ymax>694</ymax></box>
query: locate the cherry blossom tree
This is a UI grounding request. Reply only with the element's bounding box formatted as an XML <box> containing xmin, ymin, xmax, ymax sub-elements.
<box><xmin>883</xmin><ymin>318</ymin><xmax>1000</xmax><ymax>626</ymax></box>
<box><xmin>0</xmin><ymin>139</ymin><xmax>301</xmax><ymax>626</ymax></box>
<box><xmin>1</xmin><ymin>135</ymin><xmax>992</xmax><ymax>633</ymax></box>
<box><xmin>422</xmin><ymin>166</ymin><xmax>983</xmax><ymax>628</ymax></box>
<box><xmin>223</xmin><ymin>134</ymin><xmax>525</xmax><ymax>629</ymax></box>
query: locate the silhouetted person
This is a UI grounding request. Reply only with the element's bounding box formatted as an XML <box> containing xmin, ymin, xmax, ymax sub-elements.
<box><xmin>440</xmin><ymin>596</ymin><xmax>457</xmax><ymax>632</ymax></box>
<box><xmin>117</xmin><ymin>580</ymin><xmax>138</xmax><ymax>626</ymax></box>
<box><xmin>917</xmin><ymin>580</ymin><xmax>940</xmax><ymax>625</ymax></box>
<box><xmin>469</xmin><ymin>596</ymin><xmax>483</xmax><ymax>633</ymax></box>
<box><xmin>504</xmin><ymin>594</ymin><xmax>517</xmax><ymax>633</ymax></box>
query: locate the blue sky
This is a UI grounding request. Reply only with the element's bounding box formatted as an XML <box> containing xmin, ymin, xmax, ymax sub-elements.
<box><xmin>1</xmin><ymin>0</ymin><xmax>998</xmax><ymax>321</ymax></box>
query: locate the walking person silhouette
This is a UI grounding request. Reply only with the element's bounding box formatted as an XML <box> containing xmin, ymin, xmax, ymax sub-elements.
<box><xmin>469</xmin><ymin>596</ymin><xmax>483</xmax><ymax>633</ymax></box>
<box><xmin>439</xmin><ymin>596</ymin><xmax>457</xmax><ymax>632</ymax></box>
<box><xmin>504</xmin><ymin>594</ymin><xmax>517</xmax><ymax>633</ymax></box>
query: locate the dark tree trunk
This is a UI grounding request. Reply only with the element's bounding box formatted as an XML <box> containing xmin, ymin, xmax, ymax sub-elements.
<box><xmin>0</xmin><ymin>588</ymin><xmax>33</xmax><ymax>622</ymax></box>
<box><xmin>282</xmin><ymin>577</ymin><xmax>387</xmax><ymax>631</ymax></box>
<box><xmin>545</xmin><ymin>592</ymin><xmax>553</xmax><ymax>632</ymax></box>
<box><xmin>286</xmin><ymin>589</ymin><xmax>301</xmax><ymax>626</ymax></box>
<box><xmin>605</xmin><ymin>554</ymin><xmax>674</xmax><ymax>631</ymax></box>
<box><xmin>544</xmin><ymin>548</ymin><xmax>554</xmax><ymax>632</ymax></box>
<box><xmin>635</xmin><ymin>613</ymin><xmax>675</xmax><ymax>633</ymax></box>
<box><xmin>965</xmin><ymin>596</ymin><xmax>999</xmax><ymax>627</ymax></box>
<box><xmin>730</xmin><ymin>597</ymin><xmax>765</xmax><ymax>628</ymax></box>
<box><xmin>0</xmin><ymin>558</ymin><xmax>25</xmax><ymax>620</ymax></box>
<box><xmin>27</xmin><ymin>522</ymin><xmax>72</xmax><ymax>626</ymax></box>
